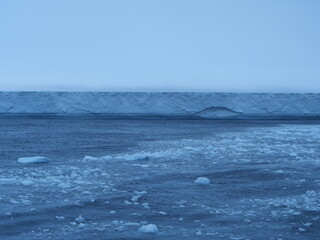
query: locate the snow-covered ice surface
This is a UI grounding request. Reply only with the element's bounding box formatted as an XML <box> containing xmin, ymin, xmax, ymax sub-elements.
<box><xmin>1</xmin><ymin>117</ymin><xmax>320</xmax><ymax>239</ymax></box>
<box><xmin>1</xmin><ymin>92</ymin><xmax>320</xmax><ymax>118</ymax></box>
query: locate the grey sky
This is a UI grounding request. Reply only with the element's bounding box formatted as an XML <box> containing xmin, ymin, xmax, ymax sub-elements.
<box><xmin>0</xmin><ymin>0</ymin><xmax>320</xmax><ymax>92</ymax></box>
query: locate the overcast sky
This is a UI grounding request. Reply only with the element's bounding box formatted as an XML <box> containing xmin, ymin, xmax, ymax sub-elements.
<box><xmin>0</xmin><ymin>0</ymin><xmax>320</xmax><ymax>92</ymax></box>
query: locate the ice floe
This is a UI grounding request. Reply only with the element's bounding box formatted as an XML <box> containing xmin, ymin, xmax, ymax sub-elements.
<box><xmin>120</xmin><ymin>153</ymin><xmax>150</xmax><ymax>161</ymax></box>
<box><xmin>138</xmin><ymin>224</ymin><xmax>159</xmax><ymax>233</ymax></box>
<box><xmin>55</xmin><ymin>216</ymin><xmax>65</xmax><ymax>221</ymax></box>
<box><xmin>83</xmin><ymin>156</ymin><xmax>99</xmax><ymax>161</ymax></box>
<box><xmin>102</xmin><ymin>152</ymin><xmax>152</xmax><ymax>161</ymax></box>
<box><xmin>82</xmin><ymin>149</ymin><xmax>176</xmax><ymax>163</ymax></box>
<box><xmin>21</xmin><ymin>180</ymin><xmax>35</xmax><ymax>186</ymax></box>
<box><xmin>17</xmin><ymin>156</ymin><xmax>50</xmax><ymax>164</ymax></box>
<box><xmin>82</xmin><ymin>152</ymin><xmax>152</xmax><ymax>162</ymax></box>
<box><xmin>75</xmin><ymin>215</ymin><xmax>85</xmax><ymax>223</ymax></box>
<box><xmin>131</xmin><ymin>191</ymin><xmax>147</xmax><ymax>202</ymax></box>
<box><xmin>194</xmin><ymin>177</ymin><xmax>210</xmax><ymax>185</ymax></box>
<box><xmin>0</xmin><ymin>178</ymin><xmax>18</xmax><ymax>185</ymax></box>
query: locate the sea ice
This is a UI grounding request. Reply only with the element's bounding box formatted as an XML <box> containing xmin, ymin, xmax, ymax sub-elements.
<box><xmin>194</xmin><ymin>177</ymin><xmax>210</xmax><ymax>185</ymax></box>
<box><xmin>21</xmin><ymin>180</ymin><xmax>35</xmax><ymax>186</ymax></box>
<box><xmin>83</xmin><ymin>156</ymin><xmax>99</xmax><ymax>161</ymax></box>
<box><xmin>0</xmin><ymin>178</ymin><xmax>17</xmax><ymax>185</ymax></box>
<box><xmin>138</xmin><ymin>224</ymin><xmax>159</xmax><ymax>233</ymax></box>
<box><xmin>159</xmin><ymin>211</ymin><xmax>167</xmax><ymax>215</ymax></box>
<box><xmin>121</xmin><ymin>153</ymin><xmax>150</xmax><ymax>161</ymax></box>
<box><xmin>55</xmin><ymin>216</ymin><xmax>65</xmax><ymax>221</ymax></box>
<box><xmin>100</xmin><ymin>153</ymin><xmax>151</xmax><ymax>161</ymax></box>
<box><xmin>100</xmin><ymin>156</ymin><xmax>113</xmax><ymax>160</ymax></box>
<box><xmin>302</xmin><ymin>222</ymin><xmax>312</xmax><ymax>227</ymax></box>
<box><xmin>141</xmin><ymin>202</ymin><xmax>150</xmax><ymax>209</ymax></box>
<box><xmin>132</xmin><ymin>191</ymin><xmax>147</xmax><ymax>202</ymax></box>
<box><xmin>17</xmin><ymin>156</ymin><xmax>50</xmax><ymax>164</ymax></box>
<box><xmin>75</xmin><ymin>215</ymin><xmax>85</xmax><ymax>223</ymax></box>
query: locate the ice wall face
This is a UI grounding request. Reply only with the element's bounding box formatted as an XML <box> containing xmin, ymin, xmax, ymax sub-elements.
<box><xmin>0</xmin><ymin>92</ymin><xmax>319</xmax><ymax>119</ymax></box>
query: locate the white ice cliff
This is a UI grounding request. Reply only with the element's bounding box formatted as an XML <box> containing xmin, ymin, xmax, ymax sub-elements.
<box><xmin>0</xmin><ymin>92</ymin><xmax>319</xmax><ymax>119</ymax></box>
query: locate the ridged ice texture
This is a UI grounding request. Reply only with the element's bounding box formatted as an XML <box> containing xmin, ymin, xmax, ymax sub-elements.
<box><xmin>0</xmin><ymin>92</ymin><xmax>319</xmax><ymax>118</ymax></box>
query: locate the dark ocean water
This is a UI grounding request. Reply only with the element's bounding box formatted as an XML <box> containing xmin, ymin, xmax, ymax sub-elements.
<box><xmin>0</xmin><ymin>117</ymin><xmax>320</xmax><ymax>239</ymax></box>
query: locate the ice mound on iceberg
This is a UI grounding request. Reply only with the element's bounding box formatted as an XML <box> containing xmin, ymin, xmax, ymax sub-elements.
<box><xmin>17</xmin><ymin>156</ymin><xmax>50</xmax><ymax>164</ymax></box>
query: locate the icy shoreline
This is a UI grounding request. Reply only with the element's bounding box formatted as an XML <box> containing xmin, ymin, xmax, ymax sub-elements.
<box><xmin>0</xmin><ymin>92</ymin><xmax>319</xmax><ymax>119</ymax></box>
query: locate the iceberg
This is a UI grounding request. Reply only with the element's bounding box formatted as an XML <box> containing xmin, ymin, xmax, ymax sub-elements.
<box><xmin>0</xmin><ymin>92</ymin><xmax>319</xmax><ymax>119</ymax></box>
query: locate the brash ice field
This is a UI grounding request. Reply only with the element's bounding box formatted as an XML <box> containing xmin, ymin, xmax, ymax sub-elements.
<box><xmin>0</xmin><ymin>117</ymin><xmax>320</xmax><ymax>239</ymax></box>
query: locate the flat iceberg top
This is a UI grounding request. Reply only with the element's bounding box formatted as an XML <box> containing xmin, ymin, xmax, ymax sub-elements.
<box><xmin>17</xmin><ymin>156</ymin><xmax>50</xmax><ymax>164</ymax></box>
<box><xmin>0</xmin><ymin>92</ymin><xmax>320</xmax><ymax>119</ymax></box>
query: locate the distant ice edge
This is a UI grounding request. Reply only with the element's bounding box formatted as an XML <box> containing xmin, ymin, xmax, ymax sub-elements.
<box><xmin>0</xmin><ymin>92</ymin><xmax>319</xmax><ymax>119</ymax></box>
